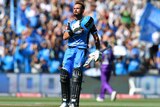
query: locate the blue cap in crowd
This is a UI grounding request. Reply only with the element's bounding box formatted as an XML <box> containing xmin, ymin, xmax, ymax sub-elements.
<box><xmin>131</xmin><ymin>48</ymin><xmax>139</xmax><ymax>56</ymax></box>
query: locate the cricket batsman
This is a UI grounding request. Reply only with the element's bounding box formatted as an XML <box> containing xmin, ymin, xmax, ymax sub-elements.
<box><xmin>59</xmin><ymin>1</ymin><xmax>101</xmax><ymax>107</ymax></box>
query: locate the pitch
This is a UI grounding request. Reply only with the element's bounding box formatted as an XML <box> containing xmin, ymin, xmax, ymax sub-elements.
<box><xmin>0</xmin><ymin>96</ymin><xmax>160</xmax><ymax>107</ymax></box>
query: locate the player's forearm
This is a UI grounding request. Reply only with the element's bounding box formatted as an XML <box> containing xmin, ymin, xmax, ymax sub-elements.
<box><xmin>93</xmin><ymin>34</ymin><xmax>100</xmax><ymax>50</ymax></box>
<box><xmin>95</xmin><ymin>39</ymin><xmax>100</xmax><ymax>50</ymax></box>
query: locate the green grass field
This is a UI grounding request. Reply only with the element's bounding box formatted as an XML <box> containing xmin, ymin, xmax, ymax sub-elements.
<box><xmin>0</xmin><ymin>96</ymin><xmax>160</xmax><ymax>107</ymax></box>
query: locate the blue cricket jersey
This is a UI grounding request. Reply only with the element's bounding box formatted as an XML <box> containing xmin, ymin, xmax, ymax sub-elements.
<box><xmin>67</xmin><ymin>16</ymin><xmax>97</xmax><ymax>49</ymax></box>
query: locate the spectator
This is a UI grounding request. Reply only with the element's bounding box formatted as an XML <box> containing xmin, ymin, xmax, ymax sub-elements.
<box><xmin>156</xmin><ymin>44</ymin><xmax>160</xmax><ymax>74</ymax></box>
<box><xmin>20</xmin><ymin>42</ymin><xmax>38</xmax><ymax>73</ymax></box>
<box><xmin>114</xmin><ymin>56</ymin><xmax>127</xmax><ymax>75</ymax></box>
<box><xmin>1</xmin><ymin>45</ymin><xmax>14</xmax><ymax>73</ymax></box>
<box><xmin>37</xmin><ymin>40</ymin><xmax>50</xmax><ymax>73</ymax></box>
<box><xmin>127</xmin><ymin>47</ymin><xmax>144</xmax><ymax>76</ymax></box>
<box><xmin>120</xmin><ymin>6</ymin><xmax>132</xmax><ymax>27</ymax></box>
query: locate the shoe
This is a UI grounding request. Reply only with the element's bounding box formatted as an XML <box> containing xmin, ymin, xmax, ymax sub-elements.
<box><xmin>60</xmin><ymin>102</ymin><xmax>69</xmax><ymax>107</ymax></box>
<box><xmin>69</xmin><ymin>102</ymin><xmax>76</xmax><ymax>107</ymax></box>
<box><xmin>111</xmin><ymin>91</ymin><xmax>117</xmax><ymax>101</ymax></box>
<box><xmin>96</xmin><ymin>96</ymin><xmax>104</xmax><ymax>102</ymax></box>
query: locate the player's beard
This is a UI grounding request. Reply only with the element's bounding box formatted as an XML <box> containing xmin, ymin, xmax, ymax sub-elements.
<box><xmin>73</xmin><ymin>12</ymin><xmax>83</xmax><ymax>19</ymax></box>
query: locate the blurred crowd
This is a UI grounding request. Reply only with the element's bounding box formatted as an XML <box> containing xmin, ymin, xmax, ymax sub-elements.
<box><xmin>0</xmin><ymin>0</ymin><xmax>159</xmax><ymax>75</ymax></box>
